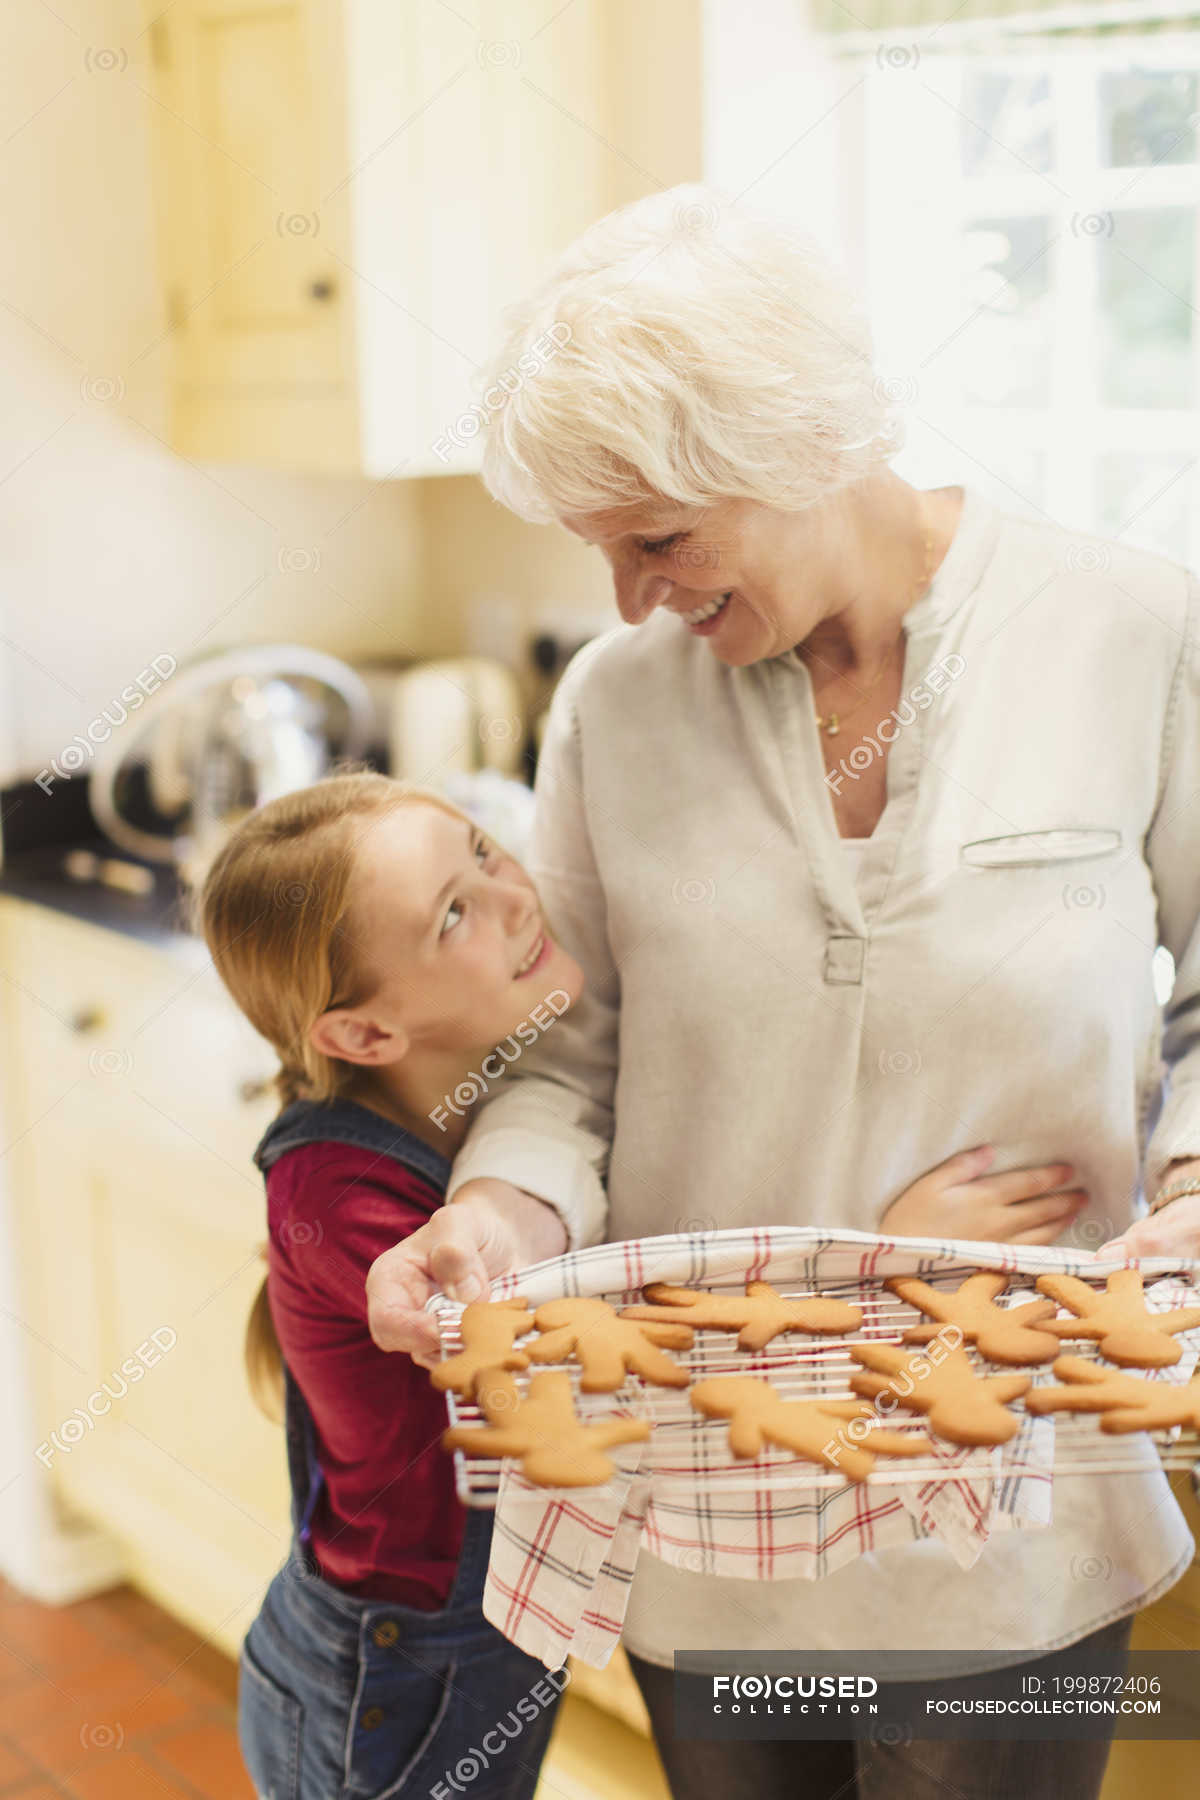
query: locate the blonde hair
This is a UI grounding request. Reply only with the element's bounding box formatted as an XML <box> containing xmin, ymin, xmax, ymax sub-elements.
<box><xmin>479</xmin><ymin>182</ymin><xmax>904</xmax><ymax>523</ymax></box>
<box><xmin>197</xmin><ymin>770</ymin><xmax>470</xmax><ymax>1419</ymax></box>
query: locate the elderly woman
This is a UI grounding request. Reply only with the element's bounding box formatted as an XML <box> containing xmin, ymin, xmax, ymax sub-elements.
<box><xmin>368</xmin><ymin>185</ymin><xmax>1200</xmax><ymax>1799</ymax></box>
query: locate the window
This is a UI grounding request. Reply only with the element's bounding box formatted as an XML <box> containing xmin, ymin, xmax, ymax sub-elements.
<box><xmin>855</xmin><ymin>32</ymin><xmax>1200</xmax><ymax>565</ymax></box>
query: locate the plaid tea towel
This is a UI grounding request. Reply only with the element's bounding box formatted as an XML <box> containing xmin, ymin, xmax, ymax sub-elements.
<box><xmin>429</xmin><ymin>1226</ymin><xmax>1199</xmax><ymax>1670</ymax></box>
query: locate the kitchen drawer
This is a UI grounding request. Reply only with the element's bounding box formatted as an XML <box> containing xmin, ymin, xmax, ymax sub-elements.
<box><xmin>0</xmin><ymin>898</ymin><xmax>278</xmax><ymax>1202</ymax></box>
<box><xmin>0</xmin><ymin>896</ymin><xmax>291</xmax><ymax>1650</ymax></box>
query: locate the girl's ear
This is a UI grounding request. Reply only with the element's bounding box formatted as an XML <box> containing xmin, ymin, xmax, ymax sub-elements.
<box><xmin>308</xmin><ymin>1008</ymin><xmax>410</xmax><ymax>1068</ymax></box>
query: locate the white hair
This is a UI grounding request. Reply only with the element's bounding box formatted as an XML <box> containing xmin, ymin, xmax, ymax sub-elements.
<box><xmin>477</xmin><ymin>183</ymin><xmax>905</xmax><ymax>523</ymax></box>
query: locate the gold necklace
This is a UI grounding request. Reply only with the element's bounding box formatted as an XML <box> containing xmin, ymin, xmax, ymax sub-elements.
<box><xmin>803</xmin><ymin>523</ymin><xmax>937</xmax><ymax>739</ymax></box>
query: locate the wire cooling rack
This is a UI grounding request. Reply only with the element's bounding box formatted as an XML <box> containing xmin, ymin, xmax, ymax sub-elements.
<box><xmin>432</xmin><ymin>1260</ymin><xmax>1200</xmax><ymax>1505</ymax></box>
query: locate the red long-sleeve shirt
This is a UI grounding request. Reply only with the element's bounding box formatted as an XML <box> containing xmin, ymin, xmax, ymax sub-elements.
<box><xmin>265</xmin><ymin>1142</ymin><xmax>465</xmax><ymax>1609</ymax></box>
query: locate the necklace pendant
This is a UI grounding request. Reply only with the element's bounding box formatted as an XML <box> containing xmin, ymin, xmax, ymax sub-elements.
<box><xmin>825</xmin><ymin>714</ymin><xmax>839</xmax><ymax>737</ymax></box>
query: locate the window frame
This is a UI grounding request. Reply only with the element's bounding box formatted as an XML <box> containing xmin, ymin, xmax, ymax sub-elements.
<box><xmin>841</xmin><ymin>28</ymin><xmax>1200</xmax><ymax>557</ymax></box>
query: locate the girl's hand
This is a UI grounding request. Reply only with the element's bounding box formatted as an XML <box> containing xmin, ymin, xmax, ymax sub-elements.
<box><xmin>365</xmin><ymin>1180</ymin><xmax>567</xmax><ymax>1366</ymax></box>
<box><xmin>880</xmin><ymin>1145</ymin><xmax>1088</xmax><ymax>1246</ymax></box>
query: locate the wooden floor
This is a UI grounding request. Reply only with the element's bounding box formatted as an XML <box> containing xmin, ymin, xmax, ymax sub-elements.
<box><xmin>0</xmin><ymin>1569</ymin><xmax>661</xmax><ymax>1799</ymax></box>
<box><xmin>0</xmin><ymin>1569</ymin><xmax>1194</xmax><ymax>1798</ymax></box>
<box><xmin>0</xmin><ymin>1571</ymin><xmax>251</xmax><ymax>1797</ymax></box>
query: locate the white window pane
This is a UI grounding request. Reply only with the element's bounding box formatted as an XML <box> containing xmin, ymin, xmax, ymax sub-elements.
<box><xmin>961</xmin><ymin>70</ymin><xmax>1054</xmax><ymax>177</ymax></box>
<box><xmin>1095</xmin><ymin>454</ymin><xmax>1195</xmax><ymax>565</ymax></box>
<box><xmin>1099</xmin><ymin>68</ymin><xmax>1198</xmax><ymax>167</ymax></box>
<box><xmin>1097</xmin><ymin>208</ymin><xmax>1195</xmax><ymax>407</ymax></box>
<box><xmin>953</xmin><ymin>217</ymin><xmax>1054</xmax><ymax>406</ymax></box>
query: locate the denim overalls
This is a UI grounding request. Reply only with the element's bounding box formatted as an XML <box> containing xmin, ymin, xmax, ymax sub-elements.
<box><xmin>238</xmin><ymin>1098</ymin><xmax>566</xmax><ymax>1800</ymax></box>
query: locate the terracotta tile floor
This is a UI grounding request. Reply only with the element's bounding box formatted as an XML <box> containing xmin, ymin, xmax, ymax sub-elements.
<box><xmin>0</xmin><ymin>1573</ymin><xmax>253</xmax><ymax>1799</ymax></box>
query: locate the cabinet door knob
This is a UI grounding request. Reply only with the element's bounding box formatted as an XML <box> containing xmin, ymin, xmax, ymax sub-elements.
<box><xmin>238</xmin><ymin>1077</ymin><xmax>274</xmax><ymax>1104</ymax></box>
<box><xmin>70</xmin><ymin>1006</ymin><xmax>106</xmax><ymax>1035</ymax></box>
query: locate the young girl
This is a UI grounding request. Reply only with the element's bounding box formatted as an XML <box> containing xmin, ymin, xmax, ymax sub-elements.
<box><xmin>198</xmin><ymin>770</ymin><xmax>583</xmax><ymax>1800</ymax></box>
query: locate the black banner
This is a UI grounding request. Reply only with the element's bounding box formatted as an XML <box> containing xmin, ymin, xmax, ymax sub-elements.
<box><xmin>673</xmin><ymin>1649</ymin><xmax>1200</xmax><ymax>1741</ymax></box>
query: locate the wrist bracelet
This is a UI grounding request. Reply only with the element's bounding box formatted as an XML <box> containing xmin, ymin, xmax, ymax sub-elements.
<box><xmin>1146</xmin><ymin>1176</ymin><xmax>1200</xmax><ymax>1218</ymax></box>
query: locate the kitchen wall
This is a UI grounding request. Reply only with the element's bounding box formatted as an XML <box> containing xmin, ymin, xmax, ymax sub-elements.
<box><xmin>0</xmin><ymin>0</ymin><xmax>704</xmax><ymax>785</ymax></box>
<box><xmin>1</xmin><ymin>2</ymin><xmax>432</xmax><ymax>780</ymax></box>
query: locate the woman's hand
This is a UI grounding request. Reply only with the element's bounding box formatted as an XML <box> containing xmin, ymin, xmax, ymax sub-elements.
<box><xmin>1095</xmin><ymin>1157</ymin><xmax>1200</xmax><ymax>1261</ymax></box>
<box><xmin>1093</xmin><ymin>1195</ymin><xmax>1200</xmax><ymax>1262</ymax></box>
<box><xmin>365</xmin><ymin>1180</ymin><xmax>568</xmax><ymax>1366</ymax></box>
<box><xmin>880</xmin><ymin>1145</ymin><xmax>1088</xmax><ymax>1246</ymax></box>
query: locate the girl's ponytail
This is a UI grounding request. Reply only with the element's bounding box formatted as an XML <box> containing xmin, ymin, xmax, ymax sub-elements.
<box><xmin>275</xmin><ymin>1064</ymin><xmax>310</xmax><ymax>1109</ymax></box>
<box><xmin>246</xmin><ymin>1259</ymin><xmax>285</xmax><ymax>1423</ymax></box>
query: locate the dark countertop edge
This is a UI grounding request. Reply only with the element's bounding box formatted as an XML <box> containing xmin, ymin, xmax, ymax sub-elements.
<box><xmin>0</xmin><ymin>862</ymin><xmax>198</xmax><ymax>953</ymax></box>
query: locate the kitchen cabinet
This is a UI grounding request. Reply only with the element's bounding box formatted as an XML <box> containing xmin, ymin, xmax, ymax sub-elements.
<box><xmin>142</xmin><ymin>0</ymin><xmax>610</xmax><ymax>476</ymax></box>
<box><xmin>0</xmin><ymin>897</ymin><xmax>290</xmax><ymax>1656</ymax></box>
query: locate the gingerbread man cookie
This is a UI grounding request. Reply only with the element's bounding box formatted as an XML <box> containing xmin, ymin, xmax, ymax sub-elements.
<box><xmin>1035</xmin><ymin>1270</ymin><xmax>1200</xmax><ymax>1368</ymax></box>
<box><xmin>690</xmin><ymin>1375</ymin><xmax>934</xmax><ymax>1482</ymax></box>
<box><xmin>886</xmin><ymin>1272</ymin><xmax>1060</xmax><ymax>1366</ymax></box>
<box><xmin>1025</xmin><ymin>1356</ymin><xmax>1200</xmax><ymax>1434</ymax></box>
<box><xmin>431</xmin><ymin>1297</ymin><xmax>533</xmax><ymax>1396</ymax></box>
<box><xmin>848</xmin><ymin>1342</ymin><xmax>1031</xmax><ymax>1445</ymax></box>
<box><xmin>526</xmin><ymin>1297</ymin><xmax>693</xmax><ymax>1390</ymax></box>
<box><xmin>443</xmin><ymin>1369</ymin><xmax>650</xmax><ymax>1487</ymax></box>
<box><xmin>621</xmin><ymin>1280</ymin><xmax>863</xmax><ymax>1352</ymax></box>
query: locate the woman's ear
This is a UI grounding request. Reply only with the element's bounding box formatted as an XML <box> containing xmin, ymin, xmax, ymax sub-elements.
<box><xmin>308</xmin><ymin>1007</ymin><xmax>410</xmax><ymax>1068</ymax></box>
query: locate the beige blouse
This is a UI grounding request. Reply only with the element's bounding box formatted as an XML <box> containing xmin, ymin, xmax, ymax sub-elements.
<box><xmin>448</xmin><ymin>482</ymin><xmax>1200</xmax><ymax>1671</ymax></box>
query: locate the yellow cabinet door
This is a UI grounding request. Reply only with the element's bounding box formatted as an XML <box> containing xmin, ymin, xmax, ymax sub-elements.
<box><xmin>145</xmin><ymin>0</ymin><xmax>359</xmax><ymax>469</ymax></box>
<box><xmin>59</xmin><ymin>1083</ymin><xmax>293</xmax><ymax>1655</ymax></box>
<box><xmin>140</xmin><ymin>0</ymin><xmax>617</xmax><ymax>475</ymax></box>
<box><xmin>0</xmin><ymin>901</ymin><xmax>291</xmax><ymax>1654</ymax></box>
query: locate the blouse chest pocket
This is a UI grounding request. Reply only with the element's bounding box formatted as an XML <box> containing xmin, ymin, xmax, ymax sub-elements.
<box><xmin>959</xmin><ymin>827</ymin><xmax>1123</xmax><ymax>869</ymax></box>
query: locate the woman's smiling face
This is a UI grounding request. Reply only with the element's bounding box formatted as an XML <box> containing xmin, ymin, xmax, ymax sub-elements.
<box><xmin>563</xmin><ymin>496</ymin><xmax>823</xmax><ymax>667</ymax></box>
<box><xmin>342</xmin><ymin>802</ymin><xmax>583</xmax><ymax>1057</ymax></box>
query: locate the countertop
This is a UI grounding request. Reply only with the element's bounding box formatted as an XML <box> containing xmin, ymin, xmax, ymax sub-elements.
<box><xmin>0</xmin><ymin>843</ymin><xmax>195</xmax><ymax>949</ymax></box>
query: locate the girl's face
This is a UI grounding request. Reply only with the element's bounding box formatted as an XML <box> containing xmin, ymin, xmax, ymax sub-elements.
<box><xmin>339</xmin><ymin>802</ymin><xmax>584</xmax><ymax>1060</ymax></box>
